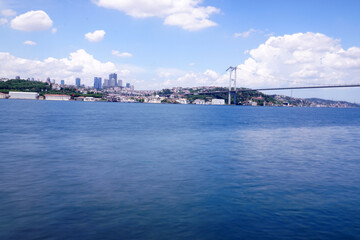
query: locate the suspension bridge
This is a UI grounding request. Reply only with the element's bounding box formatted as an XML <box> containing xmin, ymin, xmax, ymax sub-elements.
<box><xmin>185</xmin><ymin>66</ymin><xmax>360</xmax><ymax>105</ymax></box>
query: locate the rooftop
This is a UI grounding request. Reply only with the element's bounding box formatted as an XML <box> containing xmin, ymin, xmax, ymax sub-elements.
<box><xmin>44</xmin><ymin>94</ymin><xmax>70</xmax><ymax>97</ymax></box>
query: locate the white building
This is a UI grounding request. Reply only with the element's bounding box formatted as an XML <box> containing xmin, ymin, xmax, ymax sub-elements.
<box><xmin>44</xmin><ymin>94</ymin><xmax>71</xmax><ymax>101</ymax></box>
<box><xmin>9</xmin><ymin>91</ymin><xmax>39</xmax><ymax>100</ymax></box>
<box><xmin>84</xmin><ymin>97</ymin><xmax>95</xmax><ymax>101</ymax></box>
<box><xmin>147</xmin><ymin>98</ymin><xmax>161</xmax><ymax>104</ymax></box>
<box><xmin>193</xmin><ymin>99</ymin><xmax>206</xmax><ymax>105</ymax></box>
<box><xmin>0</xmin><ymin>93</ymin><xmax>9</xmax><ymax>99</ymax></box>
<box><xmin>74</xmin><ymin>96</ymin><xmax>85</xmax><ymax>101</ymax></box>
<box><xmin>211</xmin><ymin>99</ymin><xmax>225</xmax><ymax>105</ymax></box>
<box><xmin>176</xmin><ymin>98</ymin><xmax>188</xmax><ymax>104</ymax></box>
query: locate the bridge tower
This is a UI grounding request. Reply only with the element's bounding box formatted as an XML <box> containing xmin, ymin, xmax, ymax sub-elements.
<box><xmin>227</xmin><ymin>66</ymin><xmax>237</xmax><ymax>105</ymax></box>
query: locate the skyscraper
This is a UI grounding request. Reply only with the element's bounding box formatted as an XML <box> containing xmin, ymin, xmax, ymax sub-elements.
<box><xmin>76</xmin><ymin>78</ymin><xmax>81</xmax><ymax>87</ymax></box>
<box><xmin>109</xmin><ymin>73</ymin><xmax>117</xmax><ymax>86</ymax></box>
<box><xmin>61</xmin><ymin>80</ymin><xmax>65</xmax><ymax>86</ymax></box>
<box><xmin>94</xmin><ymin>77</ymin><xmax>102</xmax><ymax>89</ymax></box>
<box><xmin>109</xmin><ymin>78</ymin><xmax>115</xmax><ymax>87</ymax></box>
<box><xmin>126</xmin><ymin>83</ymin><xmax>130</xmax><ymax>88</ymax></box>
<box><xmin>118</xmin><ymin>79</ymin><xmax>123</xmax><ymax>88</ymax></box>
<box><xmin>103</xmin><ymin>79</ymin><xmax>109</xmax><ymax>88</ymax></box>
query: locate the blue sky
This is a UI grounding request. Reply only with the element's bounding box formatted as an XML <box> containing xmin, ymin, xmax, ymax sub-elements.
<box><xmin>1</xmin><ymin>0</ymin><xmax>360</xmax><ymax>102</ymax></box>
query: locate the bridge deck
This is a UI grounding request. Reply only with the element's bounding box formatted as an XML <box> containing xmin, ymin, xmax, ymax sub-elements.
<box><xmin>186</xmin><ymin>84</ymin><xmax>360</xmax><ymax>95</ymax></box>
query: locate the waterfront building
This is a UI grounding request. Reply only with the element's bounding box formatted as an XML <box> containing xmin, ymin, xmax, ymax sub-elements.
<box><xmin>9</xmin><ymin>92</ymin><xmax>39</xmax><ymax>100</ymax></box>
<box><xmin>74</xmin><ymin>96</ymin><xmax>85</xmax><ymax>101</ymax></box>
<box><xmin>193</xmin><ymin>99</ymin><xmax>206</xmax><ymax>105</ymax></box>
<box><xmin>211</xmin><ymin>99</ymin><xmax>225</xmax><ymax>105</ymax></box>
<box><xmin>61</xmin><ymin>80</ymin><xmax>65</xmax><ymax>86</ymax></box>
<box><xmin>94</xmin><ymin>77</ymin><xmax>102</xmax><ymax>89</ymax></box>
<box><xmin>148</xmin><ymin>98</ymin><xmax>161</xmax><ymax>104</ymax></box>
<box><xmin>76</xmin><ymin>78</ymin><xmax>81</xmax><ymax>87</ymax></box>
<box><xmin>176</xmin><ymin>98</ymin><xmax>188</xmax><ymax>104</ymax></box>
<box><xmin>44</xmin><ymin>94</ymin><xmax>71</xmax><ymax>101</ymax></box>
<box><xmin>0</xmin><ymin>93</ymin><xmax>9</xmax><ymax>99</ymax></box>
<box><xmin>84</xmin><ymin>97</ymin><xmax>95</xmax><ymax>101</ymax></box>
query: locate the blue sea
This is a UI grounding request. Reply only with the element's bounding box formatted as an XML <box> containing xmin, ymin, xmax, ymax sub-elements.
<box><xmin>1</xmin><ymin>99</ymin><xmax>360</xmax><ymax>240</ymax></box>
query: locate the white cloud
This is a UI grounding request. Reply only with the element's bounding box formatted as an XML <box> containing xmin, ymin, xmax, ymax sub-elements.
<box><xmin>163</xmin><ymin>6</ymin><xmax>219</xmax><ymax>31</ymax></box>
<box><xmin>85</xmin><ymin>30</ymin><xmax>106</xmax><ymax>42</ymax></box>
<box><xmin>10</xmin><ymin>10</ymin><xmax>53</xmax><ymax>31</ymax></box>
<box><xmin>51</xmin><ymin>27</ymin><xmax>57</xmax><ymax>34</ymax></box>
<box><xmin>23</xmin><ymin>40</ymin><xmax>36</xmax><ymax>46</ymax></box>
<box><xmin>112</xmin><ymin>50</ymin><xmax>132</xmax><ymax>58</ymax></box>
<box><xmin>93</xmin><ymin>0</ymin><xmax>220</xmax><ymax>31</ymax></box>
<box><xmin>156</xmin><ymin>68</ymin><xmax>185</xmax><ymax>78</ymax></box>
<box><xmin>1</xmin><ymin>9</ymin><xmax>16</xmax><ymax>17</ymax></box>
<box><xmin>0</xmin><ymin>18</ymin><xmax>7</xmax><ymax>25</ymax></box>
<box><xmin>157</xmin><ymin>68</ymin><xmax>223</xmax><ymax>88</ymax></box>
<box><xmin>234</xmin><ymin>28</ymin><xmax>257</xmax><ymax>38</ymax></box>
<box><xmin>233</xmin><ymin>32</ymin><xmax>360</xmax><ymax>88</ymax></box>
<box><xmin>0</xmin><ymin>49</ymin><xmax>119</xmax><ymax>86</ymax></box>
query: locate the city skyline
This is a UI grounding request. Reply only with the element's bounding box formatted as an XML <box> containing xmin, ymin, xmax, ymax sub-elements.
<box><xmin>1</xmin><ymin>1</ymin><xmax>360</xmax><ymax>102</ymax></box>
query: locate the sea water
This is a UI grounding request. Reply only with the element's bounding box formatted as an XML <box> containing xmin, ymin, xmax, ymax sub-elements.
<box><xmin>1</xmin><ymin>100</ymin><xmax>360</xmax><ymax>239</ymax></box>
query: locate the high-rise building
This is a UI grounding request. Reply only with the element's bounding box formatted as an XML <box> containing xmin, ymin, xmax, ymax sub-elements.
<box><xmin>118</xmin><ymin>79</ymin><xmax>123</xmax><ymax>88</ymax></box>
<box><xmin>109</xmin><ymin>73</ymin><xmax>117</xmax><ymax>86</ymax></box>
<box><xmin>15</xmin><ymin>76</ymin><xmax>20</xmax><ymax>80</ymax></box>
<box><xmin>76</xmin><ymin>78</ymin><xmax>81</xmax><ymax>87</ymax></box>
<box><xmin>94</xmin><ymin>77</ymin><xmax>102</xmax><ymax>89</ymax></box>
<box><xmin>103</xmin><ymin>79</ymin><xmax>109</xmax><ymax>88</ymax></box>
<box><xmin>126</xmin><ymin>83</ymin><xmax>130</xmax><ymax>88</ymax></box>
<box><xmin>61</xmin><ymin>80</ymin><xmax>65</xmax><ymax>86</ymax></box>
<box><xmin>109</xmin><ymin>78</ymin><xmax>116</xmax><ymax>87</ymax></box>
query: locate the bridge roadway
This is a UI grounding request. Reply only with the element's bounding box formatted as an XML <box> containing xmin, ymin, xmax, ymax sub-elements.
<box><xmin>185</xmin><ymin>84</ymin><xmax>360</xmax><ymax>95</ymax></box>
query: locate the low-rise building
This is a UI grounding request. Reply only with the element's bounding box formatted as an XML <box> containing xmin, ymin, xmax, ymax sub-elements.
<box><xmin>176</xmin><ymin>98</ymin><xmax>188</xmax><ymax>104</ymax></box>
<box><xmin>74</xmin><ymin>96</ymin><xmax>85</xmax><ymax>101</ymax></box>
<box><xmin>244</xmin><ymin>100</ymin><xmax>257</xmax><ymax>106</ymax></box>
<box><xmin>45</xmin><ymin>94</ymin><xmax>71</xmax><ymax>101</ymax></box>
<box><xmin>51</xmin><ymin>84</ymin><xmax>62</xmax><ymax>90</ymax></box>
<box><xmin>84</xmin><ymin>97</ymin><xmax>95</xmax><ymax>101</ymax></box>
<box><xmin>9</xmin><ymin>91</ymin><xmax>39</xmax><ymax>100</ymax></box>
<box><xmin>211</xmin><ymin>99</ymin><xmax>225</xmax><ymax>105</ymax></box>
<box><xmin>0</xmin><ymin>93</ymin><xmax>9</xmax><ymax>99</ymax></box>
<box><xmin>193</xmin><ymin>99</ymin><xmax>206</xmax><ymax>105</ymax></box>
<box><xmin>147</xmin><ymin>98</ymin><xmax>161</xmax><ymax>104</ymax></box>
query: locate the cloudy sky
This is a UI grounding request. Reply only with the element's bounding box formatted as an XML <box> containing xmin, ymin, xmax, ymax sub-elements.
<box><xmin>1</xmin><ymin>0</ymin><xmax>360</xmax><ymax>102</ymax></box>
